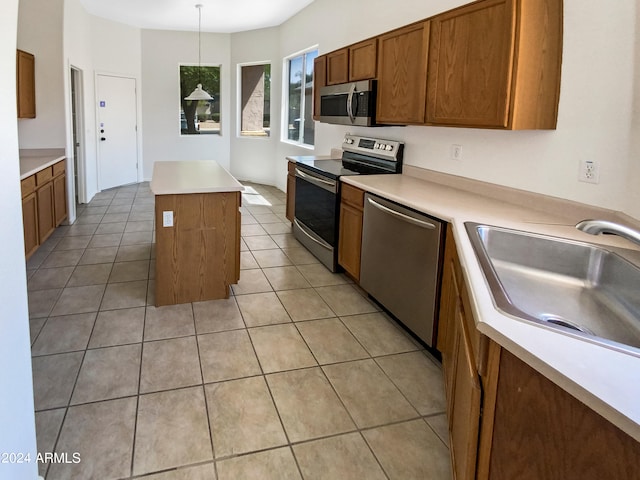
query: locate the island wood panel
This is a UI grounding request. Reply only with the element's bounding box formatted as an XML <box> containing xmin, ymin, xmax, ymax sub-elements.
<box><xmin>155</xmin><ymin>191</ymin><xmax>240</xmax><ymax>306</ymax></box>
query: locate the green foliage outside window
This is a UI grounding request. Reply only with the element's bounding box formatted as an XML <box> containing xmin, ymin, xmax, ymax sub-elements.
<box><xmin>180</xmin><ymin>65</ymin><xmax>221</xmax><ymax>135</ymax></box>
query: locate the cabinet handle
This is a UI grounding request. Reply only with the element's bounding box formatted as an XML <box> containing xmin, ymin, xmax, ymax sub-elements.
<box><xmin>367</xmin><ymin>197</ymin><xmax>436</xmax><ymax>229</ymax></box>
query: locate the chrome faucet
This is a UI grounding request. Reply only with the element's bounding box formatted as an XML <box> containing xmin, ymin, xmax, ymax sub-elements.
<box><xmin>576</xmin><ymin>219</ymin><xmax>640</xmax><ymax>247</ymax></box>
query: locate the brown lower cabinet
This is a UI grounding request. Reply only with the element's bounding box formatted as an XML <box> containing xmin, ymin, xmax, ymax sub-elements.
<box><xmin>286</xmin><ymin>161</ymin><xmax>296</xmax><ymax>222</ymax></box>
<box><xmin>21</xmin><ymin>159</ymin><xmax>67</xmax><ymax>258</ymax></box>
<box><xmin>22</xmin><ymin>192</ymin><xmax>38</xmax><ymax>258</ymax></box>
<box><xmin>337</xmin><ymin>183</ymin><xmax>364</xmax><ymax>281</ymax></box>
<box><xmin>37</xmin><ymin>180</ymin><xmax>55</xmax><ymax>244</ymax></box>
<box><xmin>438</xmin><ymin>224</ymin><xmax>640</xmax><ymax>480</ymax></box>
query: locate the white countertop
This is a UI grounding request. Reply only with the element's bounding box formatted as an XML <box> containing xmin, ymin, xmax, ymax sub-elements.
<box><xmin>341</xmin><ymin>173</ymin><xmax>640</xmax><ymax>442</ymax></box>
<box><xmin>150</xmin><ymin>160</ymin><xmax>244</xmax><ymax>195</ymax></box>
<box><xmin>19</xmin><ymin>150</ymin><xmax>66</xmax><ymax>180</ymax></box>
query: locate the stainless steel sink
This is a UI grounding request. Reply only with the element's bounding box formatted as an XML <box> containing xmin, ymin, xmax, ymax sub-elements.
<box><xmin>465</xmin><ymin>222</ymin><xmax>640</xmax><ymax>357</ymax></box>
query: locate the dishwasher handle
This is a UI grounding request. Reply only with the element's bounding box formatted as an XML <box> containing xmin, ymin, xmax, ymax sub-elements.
<box><xmin>366</xmin><ymin>197</ymin><xmax>436</xmax><ymax>230</ymax></box>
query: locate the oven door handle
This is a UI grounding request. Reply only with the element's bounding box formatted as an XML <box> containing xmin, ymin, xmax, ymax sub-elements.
<box><xmin>293</xmin><ymin>218</ymin><xmax>333</xmax><ymax>251</ymax></box>
<box><xmin>295</xmin><ymin>168</ymin><xmax>336</xmax><ymax>190</ymax></box>
<box><xmin>367</xmin><ymin>197</ymin><xmax>436</xmax><ymax>229</ymax></box>
<box><xmin>346</xmin><ymin>83</ymin><xmax>356</xmax><ymax>124</ymax></box>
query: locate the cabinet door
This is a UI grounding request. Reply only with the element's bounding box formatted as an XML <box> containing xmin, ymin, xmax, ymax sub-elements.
<box><xmin>313</xmin><ymin>55</ymin><xmax>327</xmax><ymax>121</ymax></box>
<box><xmin>53</xmin><ymin>173</ymin><xmax>67</xmax><ymax>226</ymax></box>
<box><xmin>349</xmin><ymin>39</ymin><xmax>377</xmax><ymax>81</ymax></box>
<box><xmin>439</xmin><ymin>225</ymin><xmax>483</xmax><ymax>480</ymax></box>
<box><xmin>338</xmin><ymin>202</ymin><xmax>363</xmax><ymax>281</ymax></box>
<box><xmin>376</xmin><ymin>21</ymin><xmax>430</xmax><ymax>124</ymax></box>
<box><xmin>450</xmin><ymin>301</ymin><xmax>482</xmax><ymax>480</ymax></box>
<box><xmin>489</xmin><ymin>350</ymin><xmax>640</xmax><ymax>480</ymax></box>
<box><xmin>22</xmin><ymin>192</ymin><xmax>39</xmax><ymax>258</ymax></box>
<box><xmin>326</xmin><ymin>48</ymin><xmax>349</xmax><ymax>85</ymax></box>
<box><xmin>438</xmin><ymin>254</ymin><xmax>459</xmax><ymax>405</ymax></box>
<box><xmin>37</xmin><ymin>181</ymin><xmax>55</xmax><ymax>244</ymax></box>
<box><xmin>286</xmin><ymin>162</ymin><xmax>296</xmax><ymax>223</ymax></box>
<box><xmin>426</xmin><ymin>0</ymin><xmax>515</xmax><ymax>127</ymax></box>
<box><xmin>16</xmin><ymin>50</ymin><xmax>35</xmax><ymax>118</ymax></box>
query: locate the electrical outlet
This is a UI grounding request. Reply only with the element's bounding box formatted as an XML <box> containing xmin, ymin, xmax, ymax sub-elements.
<box><xmin>578</xmin><ymin>160</ymin><xmax>600</xmax><ymax>184</ymax></box>
<box><xmin>162</xmin><ymin>211</ymin><xmax>174</xmax><ymax>227</ymax></box>
<box><xmin>451</xmin><ymin>144</ymin><xmax>462</xmax><ymax>161</ymax></box>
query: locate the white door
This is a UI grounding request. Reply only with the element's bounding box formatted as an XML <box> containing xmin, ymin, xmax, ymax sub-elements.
<box><xmin>97</xmin><ymin>74</ymin><xmax>138</xmax><ymax>190</ymax></box>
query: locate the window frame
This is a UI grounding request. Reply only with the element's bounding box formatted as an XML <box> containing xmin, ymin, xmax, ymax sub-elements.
<box><xmin>281</xmin><ymin>45</ymin><xmax>319</xmax><ymax>149</ymax></box>
<box><xmin>236</xmin><ymin>60</ymin><xmax>272</xmax><ymax>139</ymax></box>
<box><xmin>179</xmin><ymin>63</ymin><xmax>222</xmax><ymax>136</ymax></box>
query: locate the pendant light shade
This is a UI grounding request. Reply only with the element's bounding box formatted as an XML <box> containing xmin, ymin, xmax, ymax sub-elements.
<box><xmin>184</xmin><ymin>4</ymin><xmax>212</xmax><ymax>101</ymax></box>
<box><xmin>185</xmin><ymin>83</ymin><xmax>213</xmax><ymax>101</ymax></box>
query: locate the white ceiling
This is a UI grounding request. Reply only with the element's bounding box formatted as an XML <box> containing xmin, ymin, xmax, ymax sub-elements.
<box><xmin>80</xmin><ymin>0</ymin><xmax>315</xmax><ymax>33</ymax></box>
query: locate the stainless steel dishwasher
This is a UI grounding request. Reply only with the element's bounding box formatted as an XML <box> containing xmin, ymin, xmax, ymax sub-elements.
<box><xmin>360</xmin><ymin>193</ymin><xmax>444</xmax><ymax>347</ymax></box>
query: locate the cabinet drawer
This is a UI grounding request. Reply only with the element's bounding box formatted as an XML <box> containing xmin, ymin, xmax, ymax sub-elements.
<box><xmin>36</xmin><ymin>167</ymin><xmax>53</xmax><ymax>186</ymax></box>
<box><xmin>21</xmin><ymin>175</ymin><xmax>36</xmax><ymax>198</ymax></box>
<box><xmin>53</xmin><ymin>160</ymin><xmax>65</xmax><ymax>176</ymax></box>
<box><xmin>341</xmin><ymin>183</ymin><xmax>364</xmax><ymax>208</ymax></box>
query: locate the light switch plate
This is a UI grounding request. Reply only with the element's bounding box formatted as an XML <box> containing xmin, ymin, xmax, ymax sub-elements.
<box><xmin>162</xmin><ymin>211</ymin><xmax>173</xmax><ymax>227</ymax></box>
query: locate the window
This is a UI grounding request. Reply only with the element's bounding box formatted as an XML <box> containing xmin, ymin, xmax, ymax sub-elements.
<box><xmin>179</xmin><ymin>65</ymin><xmax>221</xmax><ymax>135</ymax></box>
<box><xmin>239</xmin><ymin>63</ymin><xmax>271</xmax><ymax>137</ymax></box>
<box><xmin>283</xmin><ymin>48</ymin><xmax>318</xmax><ymax>146</ymax></box>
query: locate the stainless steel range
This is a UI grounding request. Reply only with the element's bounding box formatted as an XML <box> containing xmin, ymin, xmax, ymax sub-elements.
<box><xmin>293</xmin><ymin>134</ymin><xmax>404</xmax><ymax>272</ymax></box>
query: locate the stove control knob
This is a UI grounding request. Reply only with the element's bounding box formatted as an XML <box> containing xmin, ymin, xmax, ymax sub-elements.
<box><xmin>385</xmin><ymin>145</ymin><xmax>393</xmax><ymax>151</ymax></box>
<box><xmin>346</xmin><ymin>138</ymin><xmax>354</xmax><ymax>144</ymax></box>
<box><xmin>374</xmin><ymin>142</ymin><xmax>380</xmax><ymax>149</ymax></box>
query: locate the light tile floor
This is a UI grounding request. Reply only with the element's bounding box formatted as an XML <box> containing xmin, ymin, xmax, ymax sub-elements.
<box><xmin>27</xmin><ymin>181</ymin><xmax>451</xmax><ymax>480</ymax></box>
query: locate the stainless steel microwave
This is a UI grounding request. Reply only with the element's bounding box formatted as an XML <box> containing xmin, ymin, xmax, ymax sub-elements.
<box><xmin>319</xmin><ymin>80</ymin><xmax>376</xmax><ymax>126</ymax></box>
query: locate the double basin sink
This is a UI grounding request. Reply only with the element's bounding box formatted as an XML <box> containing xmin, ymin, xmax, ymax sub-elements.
<box><xmin>466</xmin><ymin>223</ymin><xmax>640</xmax><ymax>357</ymax></box>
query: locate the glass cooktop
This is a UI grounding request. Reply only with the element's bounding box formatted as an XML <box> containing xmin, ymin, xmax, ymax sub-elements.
<box><xmin>294</xmin><ymin>159</ymin><xmax>361</xmax><ymax>180</ymax></box>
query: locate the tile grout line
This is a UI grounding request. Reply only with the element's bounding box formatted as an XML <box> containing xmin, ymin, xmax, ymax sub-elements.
<box><xmin>30</xmin><ymin>182</ymin><xmax>449</xmax><ymax>478</ymax></box>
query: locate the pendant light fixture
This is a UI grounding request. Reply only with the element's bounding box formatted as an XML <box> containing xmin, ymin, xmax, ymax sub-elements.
<box><xmin>184</xmin><ymin>4</ymin><xmax>213</xmax><ymax>101</ymax></box>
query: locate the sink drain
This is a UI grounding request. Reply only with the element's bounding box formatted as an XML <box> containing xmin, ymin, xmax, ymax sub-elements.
<box><xmin>539</xmin><ymin>314</ymin><xmax>594</xmax><ymax>335</ymax></box>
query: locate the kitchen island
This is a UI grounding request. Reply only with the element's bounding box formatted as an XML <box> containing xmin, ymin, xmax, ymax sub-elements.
<box><xmin>150</xmin><ymin>160</ymin><xmax>243</xmax><ymax>306</ymax></box>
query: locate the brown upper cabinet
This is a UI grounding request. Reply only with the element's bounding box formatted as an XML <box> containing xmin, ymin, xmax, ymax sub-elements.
<box><xmin>326</xmin><ymin>48</ymin><xmax>349</xmax><ymax>85</ymax></box>
<box><xmin>16</xmin><ymin>49</ymin><xmax>36</xmax><ymax>118</ymax></box>
<box><xmin>314</xmin><ymin>0</ymin><xmax>562</xmax><ymax>129</ymax></box>
<box><xmin>376</xmin><ymin>21</ymin><xmax>431</xmax><ymax>125</ymax></box>
<box><xmin>427</xmin><ymin>0</ymin><xmax>563</xmax><ymax>129</ymax></box>
<box><xmin>323</xmin><ymin>39</ymin><xmax>378</xmax><ymax>86</ymax></box>
<box><xmin>348</xmin><ymin>39</ymin><xmax>377</xmax><ymax>81</ymax></box>
<box><xmin>313</xmin><ymin>55</ymin><xmax>327</xmax><ymax>121</ymax></box>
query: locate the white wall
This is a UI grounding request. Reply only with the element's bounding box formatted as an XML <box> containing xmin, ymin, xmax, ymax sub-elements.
<box><xmin>141</xmin><ymin>29</ymin><xmax>232</xmax><ymax>178</ymax></box>
<box><xmin>0</xmin><ymin>0</ymin><xmax>39</xmax><ymax>478</ymax></box>
<box><xmin>230</xmin><ymin>27</ymin><xmax>281</xmax><ymax>184</ymax></box>
<box><xmin>63</xmin><ymin>0</ymin><xmax>143</xmax><ymax>204</ymax></box>
<box><xmin>17</xmin><ymin>0</ymin><xmax>640</xmax><ymax>217</ymax></box>
<box><xmin>17</xmin><ymin>0</ymin><xmax>66</xmax><ymax>149</ymax></box>
<box><xmin>273</xmin><ymin>0</ymin><xmax>638</xmax><ymax>219</ymax></box>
